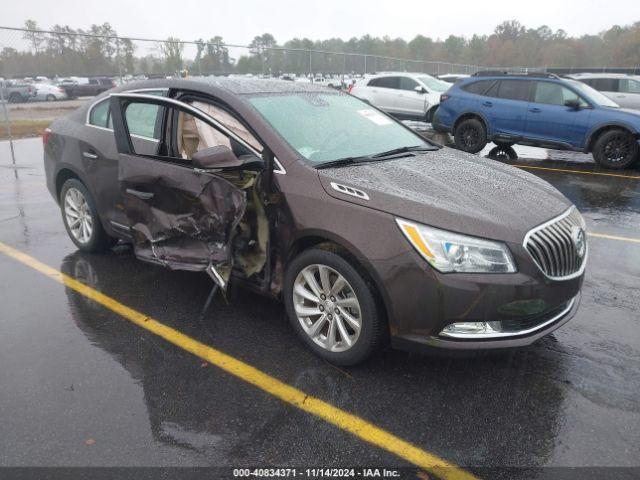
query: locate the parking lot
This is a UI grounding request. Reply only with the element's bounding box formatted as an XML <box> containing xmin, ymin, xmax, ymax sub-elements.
<box><xmin>1</xmin><ymin>135</ymin><xmax>638</xmax><ymax>479</ymax></box>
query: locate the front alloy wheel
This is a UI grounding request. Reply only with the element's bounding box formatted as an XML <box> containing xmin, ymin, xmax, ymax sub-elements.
<box><xmin>293</xmin><ymin>264</ymin><xmax>362</xmax><ymax>352</ymax></box>
<box><xmin>284</xmin><ymin>249</ymin><xmax>384</xmax><ymax>365</ymax></box>
<box><xmin>593</xmin><ymin>128</ymin><xmax>639</xmax><ymax>169</ymax></box>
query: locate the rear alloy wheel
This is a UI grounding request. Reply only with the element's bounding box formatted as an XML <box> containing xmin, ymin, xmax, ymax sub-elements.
<box><xmin>60</xmin><ymin>178</ymin><xmax>113</xmax><ymax>252</ymax></box>
<box><xmin>284</xmin><ymin>249</ymin><xmax>384</xmax><ymax>365</ymax></box>
<box><xmin>454</xmin><ymin>118</ymin><xmax>487</xmax><ymax>154</ymax></box>
<box><xmin>593</xmin><ymin>129</ymin><xmax>639</xmax><ymax>169</ymax></box>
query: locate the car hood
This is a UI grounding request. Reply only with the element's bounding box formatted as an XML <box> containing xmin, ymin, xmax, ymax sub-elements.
<box><xmin>317</xmin><ymin>147</ymin><xmax>572</xmax><ymax>244</ymax></box>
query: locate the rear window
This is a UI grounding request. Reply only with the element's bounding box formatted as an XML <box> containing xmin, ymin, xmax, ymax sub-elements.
<box><xmin>461</xmin><ymin>80</ymin><xmax>495</xmax><ymax>95</ymax></box>
<box><xmin>496</xmin><ymin>80</ymin><xmax>531</xmax><ymax>101</ymax></box>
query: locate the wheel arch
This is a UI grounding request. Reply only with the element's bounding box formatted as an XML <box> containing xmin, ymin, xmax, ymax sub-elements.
<box><xmin>452</xmin><ymin>111</ymin><xmax>490</xmax><ymax>135</ymax></box>
<box><xmin>286</xmin><ymin>230</ymin><xmax>392</xmax><ymax>329</ymax></box>
<box><xmin>55</xmin><ymin>166</ymin><xmax>84</xmax><ymax>202</ymax></box>
<box><xmin>584</xmin><ymin>123</ymin><xmax>640</xmax><ymax>153</ymax></box>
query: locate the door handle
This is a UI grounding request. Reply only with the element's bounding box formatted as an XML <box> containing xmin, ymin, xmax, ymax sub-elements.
<box><xmin>82</xmin><ymin>151</ymin><xmax>98</xmax><ymax>159</ymax></box>
<box><xmin>482</xmin><ymin>101</ymin><xmax>493</xmax><ymax>107</ymax></box>
<box><xmin>126</xmin><ymin>188</ymin><xmax>154</xmax><ymax>200</ymax></box>
<box><xmin>529</xmin><ymin>107</ymin><xmax>541</xmax><ymax>113</ymax></box>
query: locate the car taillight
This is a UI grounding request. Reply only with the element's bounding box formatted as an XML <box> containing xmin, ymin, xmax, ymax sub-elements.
<box><xmin>42</xmin><ymin>128</ymin><xmax>51</xmax><ymax>147</ymax></box>
<box><xmin>440</xmin><ymin>94</ymin><xmax>450</xmax><ymax>102</ymax></box>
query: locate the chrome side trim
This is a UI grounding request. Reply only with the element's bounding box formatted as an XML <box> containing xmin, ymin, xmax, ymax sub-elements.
<box><xmin>440</xmin><ymin>297</ymin><xmax>576</xmax><ymax>339</ymax></box>
<box><xmin>523</xmin><ymin>206</ymin><xmax>588</xmax><ymax>281</ymax></box>
<box><xmin>330</xmin><ymin>182</ymin><xmax>369</xmax><ymax>200</ymax></box>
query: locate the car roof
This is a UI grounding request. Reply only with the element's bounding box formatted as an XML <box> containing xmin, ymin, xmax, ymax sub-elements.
<box><xmin>367</xmin><ymin>71</ymin><xmax>434</xmax><ymax>79</ymax></box>
<box><xmin>567</xmin><ymin>72</ymin><xmax>640</xmax><ymax>79</ymax></box>
<box><xmin>122</xmin><ymin>76</ymin><xmax>333</xmax><ymax>95</ymax></box>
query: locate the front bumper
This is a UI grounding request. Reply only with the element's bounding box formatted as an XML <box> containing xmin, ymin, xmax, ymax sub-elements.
<box><xmin>370</xmin><ymin>244</ymin><xmax>584</xmax><ymax>353</ymax></box>
<box><xmin>391</xmin><ymin>293</ymin><xmax>580</xmax><ymax>352</ymax></box>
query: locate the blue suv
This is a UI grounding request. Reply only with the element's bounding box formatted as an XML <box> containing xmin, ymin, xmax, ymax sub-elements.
<box><xmin>433</xmin><ymin>72</ymin><xmax>640</xmax><ymax>169</ymax></box>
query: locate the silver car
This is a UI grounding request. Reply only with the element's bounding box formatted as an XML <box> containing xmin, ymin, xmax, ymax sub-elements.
<box><xmin>568</xmin><ymin>73</ymin><xmax>640</xmax><ymax>110</ymax></box>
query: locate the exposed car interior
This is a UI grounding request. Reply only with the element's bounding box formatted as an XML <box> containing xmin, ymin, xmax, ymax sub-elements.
<box><xmin>175</xmin><ymin>100</ymin><xmax>269</xmax><ymax>282</ymax></box>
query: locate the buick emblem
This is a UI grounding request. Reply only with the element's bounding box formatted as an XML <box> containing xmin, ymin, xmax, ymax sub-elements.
<box><xmin>571</xmin><ymin>226</ymin><xmax>586</xmax><ymax>258</ymax></box>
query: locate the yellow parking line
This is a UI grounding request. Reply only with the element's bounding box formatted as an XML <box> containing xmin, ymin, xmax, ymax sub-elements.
<box><xmin>514</xmin><ymin>164</ymin><xmax>640</xmax><ymax>180</ymax></box>
<box><xmin>0</xmin><ymin>241</ymin><xmax>477</xmax><ymax>480</ymax></box>
<box><xmin>589</xmin><ymin>232</ymin><xmax>640</xmax><ymax>244</ymax></box>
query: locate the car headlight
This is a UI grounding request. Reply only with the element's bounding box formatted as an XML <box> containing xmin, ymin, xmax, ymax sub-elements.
<box><xmin>396</xmin><ymin>218</ymin><xmax>516</xmax><ymax>273</ymax></box>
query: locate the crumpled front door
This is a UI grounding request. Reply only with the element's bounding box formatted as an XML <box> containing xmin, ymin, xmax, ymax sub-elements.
<box><xmin>119</xmin><ymin>153</ymin><xmax>246</xmax><ymax>291</ymax></box>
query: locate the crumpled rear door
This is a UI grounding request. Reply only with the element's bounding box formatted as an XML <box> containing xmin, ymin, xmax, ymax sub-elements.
<box><xmin>109</xmin><ymin>93</ymin><xmax>248</xmax><ymax>291</ymax></box>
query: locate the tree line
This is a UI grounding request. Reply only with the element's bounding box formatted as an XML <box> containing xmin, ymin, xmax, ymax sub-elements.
<box><xmin>1</xmin><ymin>19</ymin><xmax>639</xmax><ymax>78</ymax></box>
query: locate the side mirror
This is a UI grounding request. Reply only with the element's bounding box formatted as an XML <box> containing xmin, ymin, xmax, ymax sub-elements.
<box><xmin>564</xmin><ymin>99</ymin><xmax>582</xmax><ymax>110</ymax></box>
<box><xmin>192</xmin><ymin>145</ymin><xmax>244</xmax><ymax>170</ymax></box>
<box><xmin>414</xmin><ymin>85</ymin><xmax>427</xmax><ymax>94</ymax></box>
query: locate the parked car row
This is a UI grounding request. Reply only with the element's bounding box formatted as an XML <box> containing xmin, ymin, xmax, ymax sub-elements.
<box><xmin>0</xmin><ymin>79</ymin><xmax>36</xmax><ymax>102</ymax></box>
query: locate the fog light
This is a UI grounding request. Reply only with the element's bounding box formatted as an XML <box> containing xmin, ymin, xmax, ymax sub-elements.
<box><xmin>440</xmin><ymin>321</ymin><xmax>503</xmax><ymax>337</ymax></box>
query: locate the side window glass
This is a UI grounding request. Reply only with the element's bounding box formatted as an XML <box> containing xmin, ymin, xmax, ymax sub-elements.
<box><xmin>88</xmin><ymin>100</ymin><xmax>109</xmax><ymax>127</ymax></box>
<box><xmin>377</xmin><ymin>77</ymin><xmax>400</xmax><ymax>89</ymax></box>
<box><xmin>533</xmin><ymin>82</ymin><xmax>588</xmax><ymax>107</ymax></box>
<box><xmin>497</xmin><ymin>80</ymin><xmax>531</xmax><ymax>101</ymax></box>
<box><xmin>400</xmin><ymin>77</ymin><xmax>419</xmax><ymax>91</ymax></box>
<box><xmin>593</xmin><ymin>78</ymin><xmax>617</xmax><ymax>91</ymax></box>
<box><xmin>367</xmin><ymin>78</ymin><xmax>379</xmax><ymax>87</ymax></box>
<box><xmin>125</xmin><ymin>103</ymin><xmax>162</xmax><ymax>139</ymax></box>
<box><xmin>485</xmin><ymin>81</ymin><xmax>500</xmax><ymax>97</ymax></box>
<box><xmin>189</xmin><ymin>101</ymin><xmax>263</xmax><ymax>153</ymax></box>
<box><xmin>620</xmin><ymin>79</ymin><xmax>640</xmax><ymax>93</ymax></box>
<box><xmin>461</xmin><ymin>80</ymin><xmax>493</xmax><ymax>95</ymax></box>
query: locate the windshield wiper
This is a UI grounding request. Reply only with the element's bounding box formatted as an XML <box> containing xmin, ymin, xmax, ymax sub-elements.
<box><xmin>315</xmin><ymin>156</ymin><xmax>373</xmax><ymax>169</ymax></box>
<box><xmin>315</xmin><ymin>145</ymin><xmax>436</xmax><ymax>169</ymax></box>
<box><xmin>370</xmin><ymin>145</ymin><xmax>436</xmax><ymax>158</ymax></box>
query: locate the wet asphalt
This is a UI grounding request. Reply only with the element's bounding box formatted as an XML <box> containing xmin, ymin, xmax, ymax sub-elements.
<box><xmin>0</xmin><ymin>138</ymin><xmax>639</xmax><ymax>478</ymax></box>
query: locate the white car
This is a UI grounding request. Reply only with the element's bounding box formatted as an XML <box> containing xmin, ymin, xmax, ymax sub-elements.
<box><xmin>349</xmin><ymin>72</ymin><xmax>451</xmax><ymax>123</ymax></box>
<box><xmin>438</xmin><ymin>73</ymin><xmax>470</xmax><ymax>84</ymax></box>
<box><xmin>34</xmin><ymin>83</ymin><xmax>68</xmax><ymax>101</ymax></box>
<box><xmin>567</xmin><ymin>73</ymin><xmax>640</xmax><ymax>110</ymax></box>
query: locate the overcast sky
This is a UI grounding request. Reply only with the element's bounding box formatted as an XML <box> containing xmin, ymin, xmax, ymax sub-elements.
<box><xmin>3</xmin><ymin>0</ymin><xmax>636</xmax><ymax>45</ymax></box>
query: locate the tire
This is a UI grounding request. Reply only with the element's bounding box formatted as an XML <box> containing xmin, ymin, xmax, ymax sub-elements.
<box><xmin>8</xmin><ymin>92</ymin><xmax>21</xmax><ymax>103</ymax></box>
<box><xmin>592</xmin><ymin>129</ymin><xmax>639</xmax><ymax>169</ymax></box>
<box><xmin>488</xmin><ymin>145</ymin><xmax>518</xmax><ymax>161</ymax></box>
<box><xmin>60</xmin><ymin>178</ymin><xmax>113</xmax><ymax>253</ymax></box>
<box><xmin>46</xmin><ymin>94</ymin><xmax>56</xmax><ymax>102</ymax></box>
<box><xmin>454</xmin><ymin>117</ymin><xmax>488</xmax><ymax>154</ymax></box>
<box><xmin>284</xmin><ymin>249</ymin><xmax>385</xmax><ymax>366</ymax></box>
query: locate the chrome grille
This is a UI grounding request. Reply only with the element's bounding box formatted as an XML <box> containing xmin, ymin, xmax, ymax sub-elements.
<box><xmin>524</xmin><ymin>207</ymin><xmax>587</xmax><ymax>279</ymax></box>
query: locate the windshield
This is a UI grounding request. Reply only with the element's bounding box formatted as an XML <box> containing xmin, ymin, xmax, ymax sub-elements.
<box><xmin>418</xmin><ymin>76</ymin><xmax>451</xmax><ymax>92</ymax></box>
<box><xmin>566</xmin><ymin>79</ymin><xmax>620</xmax><ymax>108</ymax></box>
<box><xmin>248</xmin><ymin>92</ymin><xmax>430</xmax><ymax>164</ymax></box>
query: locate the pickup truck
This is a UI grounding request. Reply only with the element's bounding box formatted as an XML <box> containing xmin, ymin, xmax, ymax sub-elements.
<box><xmin>0</xmin><ymin>80</ymin><xmax>37</xmax><ymax>103</ymax></box>
<box><xmin>60</xmin><ymin>77</ymin><xmax>116</xmax><ymax>99</ymax></box>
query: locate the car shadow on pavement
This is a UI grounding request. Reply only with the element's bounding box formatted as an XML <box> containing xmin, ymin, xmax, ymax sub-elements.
<box><xmin>59</xmin><ymin>248</ymin><xmax>570</xmax><ymax>468</ymax></box>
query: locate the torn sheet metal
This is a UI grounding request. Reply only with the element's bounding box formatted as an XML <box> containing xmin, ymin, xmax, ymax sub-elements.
<box><xmin>119</xmin><ymin>154</ymin><xmax>246</xmax><ymax>291</ymax></box>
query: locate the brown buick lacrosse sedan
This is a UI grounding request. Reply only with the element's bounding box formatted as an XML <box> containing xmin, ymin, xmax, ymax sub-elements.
<box><xmin>44</xmin><ymin>78</ymin><xmax>586</xmax><ymax>365</ymax></box>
